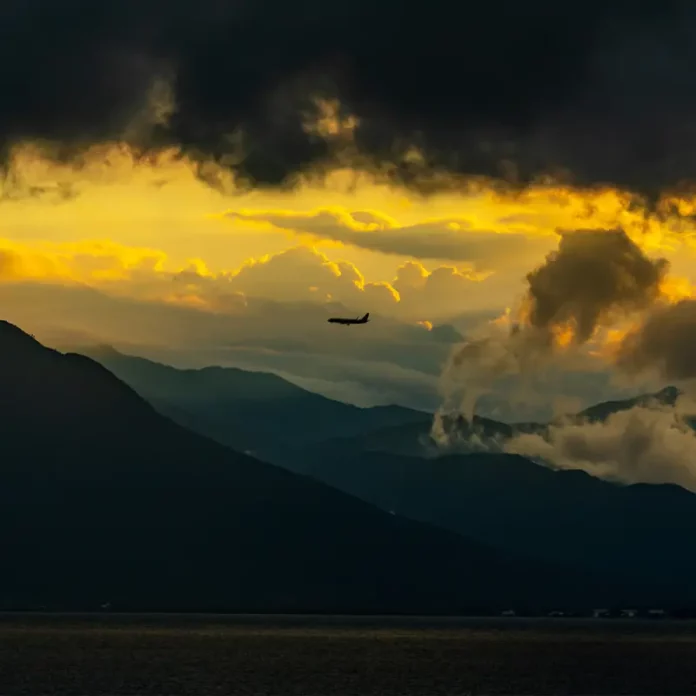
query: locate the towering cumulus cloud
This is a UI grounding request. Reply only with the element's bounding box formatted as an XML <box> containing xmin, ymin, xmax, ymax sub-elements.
<box><xmin>617</xmin><ymin>300</ymin><xmax>696</xmax><ymax>382</ymax></box>
<box><xmin>432</xmin><ymin>226</ymin><xmax>696</xmax><ymax>491</ymax></box>
<box><xmin>524</xmin><ymin>229</ymin><xmax>669</xmax><ymax>344</ymax></box>
<box><xmin>2</xmin><ymin>1</ymin><xmax>696</xmax><ymax>196</ymax></box>
<box><xmin>434</xmin><ymin>228</ymin><xmax>669</xmax><ymax>427</ymax></box>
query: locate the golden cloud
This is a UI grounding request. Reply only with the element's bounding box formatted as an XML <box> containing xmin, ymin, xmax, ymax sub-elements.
<box><xmin>222</xmin><ymin>207</ymin><xmax>558</xmax><ymax>270</ymax></box>
<box><xmin>4</xmin><ymin>139</ymin><xmax>696</xmax><ymax>337</ymax></box>
<box><xmin>0</xmin><ymin>238</ymin><xmax>166</xmax><ymax>284</ymax></box>
<box><xmin>4</xmin><ymin>140</ymin><xmax>696</xmax><ymax>263</ymax></box>
<box><xmin>0</xmin><ymin>236</ymin><xmax>501</xmax><ymax>323</ymax></box>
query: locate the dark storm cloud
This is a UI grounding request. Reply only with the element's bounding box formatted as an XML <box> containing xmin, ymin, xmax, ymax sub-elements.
<box><xmin>525</xmin><ymin>229</ymin><xmax>669</xmax><ymax>343</ymax></box>
<box><xmin>2</xmin><ymin>0</ymin><xmax>696</xmax><ymax>196</ymax></box>
<box><xmin>616</xmin><ymin>300</ymin><xmax>696</xmax><ymax>381</ymax></box>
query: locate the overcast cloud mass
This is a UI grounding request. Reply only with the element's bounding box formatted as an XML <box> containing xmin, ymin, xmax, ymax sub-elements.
<box><xmin>2</xmin><ymin>0</ymin><xmax>696</xmax><ymax>197</ymax></box>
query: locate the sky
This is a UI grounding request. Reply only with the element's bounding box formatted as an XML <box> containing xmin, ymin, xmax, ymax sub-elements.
<box><xmin>3</xmin><ymin>137</ymin><xmax>688</xmax><ymax>414</ymax></box>
<box><xmin>6</xmin><ymin>0</ymin><xmax>696</xmax><ymax>442</ymax></box>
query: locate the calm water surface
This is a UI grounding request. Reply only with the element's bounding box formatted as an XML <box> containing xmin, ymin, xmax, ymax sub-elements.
<box><xmin>1</xmin><ymin>613</ymin><xmax>696</xmax><ymax>695</ymax></box>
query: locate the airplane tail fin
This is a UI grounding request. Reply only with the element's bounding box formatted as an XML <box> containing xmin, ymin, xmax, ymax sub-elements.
<box><xmin>361</xmin><ymin>312</ymin><xmax>370</xmax><ymax>322</ymax></box>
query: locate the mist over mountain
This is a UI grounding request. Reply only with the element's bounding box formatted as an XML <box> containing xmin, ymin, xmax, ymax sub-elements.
<box><xmin>281</xmin><ymin>390</ymin><xmax>696</xmax><ymax>600</ymax></box>
<box><xmin>78</xmin><ymin>343</ymin><xmax>673</xmax><ymax>461</ymax></box>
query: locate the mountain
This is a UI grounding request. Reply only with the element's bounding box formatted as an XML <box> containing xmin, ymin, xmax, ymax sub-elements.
<box><xmin>576</xmin><ymin>385</ymin><xmax>681</xmax><ymax>422</ymax></box>
<box><xmin>246</xmin><ymin>384</ymin><xmax>696</xmax><ymax>602</ymax></box>
<box><xmin>70</xmin><ymin>345</ymin><xmax>428</xmax><ymax>457</ymax></box>
<box><xmin>0</xmin><ymin>321</ymin><xmax>615</xmax><ymax>614</ymax></box>
<box><xmin>295</xmin><ymin>413</ymin><xmax>542</xmax><ymax>463</ymax></box>
<box><xmin>72</xmin><ymin>346</ymin><xmax>677</xmax><ymax>463</ymax></box>
<box><xmin>302</xmin><ymin>386</ymin><xmax>686</xmax><ymax>461</ymax></box>
<box><xmin>60</xmin><ymin>345</ymin><xmax>542</xmax><ymax>461</ymax></box>
<box><xmin>274</xmin><ymin>445</ymin><xmax>696</xmax><ymax>601</ymax></box>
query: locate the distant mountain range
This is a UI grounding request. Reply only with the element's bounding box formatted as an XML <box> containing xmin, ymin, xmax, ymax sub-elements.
<box><xmin>296</xmin><ymin>385</ymin><xmax>685</xmax><ymax>459</ymax></box>
<box><xmin>71</xmin><ymin>345</ymin><xmax>429</xmax><ymax>459</ymax></box>
<box><xmin>2</xmin><ymin>322</ymin><xmax>622</xmax><ymax>614</ymax></box>
<box><xmin>73</xmin><ymin>343</ymin><xmax>696</xmax><ymax>607</ymax></box>
<box><xmin>71</xmin><ymin>343</ymin><xmax>684</xmax><ymax>459</ymax></box>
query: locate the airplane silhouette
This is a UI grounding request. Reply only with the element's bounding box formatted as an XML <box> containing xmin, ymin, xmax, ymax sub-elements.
<box><xmin>327</xmin><ymin>312</ymin><xmax>370</xmax><ymax>325</ymax></box>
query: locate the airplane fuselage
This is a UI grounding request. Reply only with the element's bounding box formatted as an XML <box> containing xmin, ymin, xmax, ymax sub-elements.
<box><xmin>328</xmin><ymin>313</ymin><xmax>370</xmax><ymax>325</ymax></box>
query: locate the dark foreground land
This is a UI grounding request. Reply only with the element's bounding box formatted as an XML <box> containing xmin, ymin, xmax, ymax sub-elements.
<box><xmin>2</xmin><ymin>615</ymin><xmax>696</xmax><ymax>695</ymax></box>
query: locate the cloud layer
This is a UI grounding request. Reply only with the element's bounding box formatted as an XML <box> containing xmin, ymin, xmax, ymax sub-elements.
<box><xmin>225</xmin><ymin>208</ymin><xmax>555</xmax><ymax>268</ymax></box>
<box><xmin>524</xmin><ymin>228</ymin><xmax>669</xmax><ymax>343</ymax></box>
<box><xmin>437</xmin><ymin>228</ymin><xmax>671</xmax><ymax>413</ymax></box>
<box><xmin>426</xmin><ymin>219</ymin><xmax>696</xmax><ymax>489</ymax></box>
<box><xmin>0</xmin><ymin>279</ymin><xmax>451</xmax><ymax>411</ymax></box>
<box><xmin>617</xmin><ymin>299</ymin><xmax>696</xmax><ymax>382</ymax></box>
<box><xmin>0</xmin><ymin>235</ymin><xmax>512</xmax><ymax>322</ymax></box>
<box><xmin>3</xmin><ymin>1</ymin><xmax>696</xmax><ymax>197</ymax></box>
<box><xmin>505</xmin><ymin>398</ymin><xmax>696</xmax><ymax>493</ymax></box>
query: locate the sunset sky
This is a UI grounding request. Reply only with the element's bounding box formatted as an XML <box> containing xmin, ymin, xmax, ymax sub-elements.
<box><xmin>1</xmin><ymin>132</ymin><xmax>693</xmax><ymax>417</ymax></box>
<box><xmin>3</xmin><ymin>1</ymin><xmax>696</xmax><ymax>420</ymax></box>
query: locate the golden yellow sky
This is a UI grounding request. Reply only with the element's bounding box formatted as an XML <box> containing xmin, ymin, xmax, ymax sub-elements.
<box><xmin>3</xmin><ymin>139</ymin><xmax>696</xmax><ymax>326</ymax></box>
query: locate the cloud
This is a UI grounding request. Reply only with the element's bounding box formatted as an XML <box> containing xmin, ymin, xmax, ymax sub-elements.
<box><xmin>505</xmin><ymin>398</ymin><xmax>696</xmax><ymax>492</ymax></box>
<box><xmin>0</xmin><ymin>279</ymin><xmax>446</xmax><ymax>411</ymax></box>
<box><xmin>391</xmin><ymin>262</ymin><xmax>498</xmax><ymax>319</ymax></box>
<box><xmin>224</xmin><ymin>208</ymin><xmax>555</xmax><ymax>267</ymax></box>
<box><xmin>0</xmin><ymin>241</ymin><xmax>653</xmax><ymax>420</ymax></box>
<box><xmin>194</xmin><ymin>347</ymin><xmax>440</xmax><ymax>412</ymax></box>
<box><xmin>0</xmin><ymin>239</ymin><xmax>166</xmax><ymax>284</ymax></box>
<box><xmin>0</xmin><ymin>235</ymin><xmax>502</xmax><ymax>321</ymax></box>
<box><xmin>616</xmin><ymin>299</ymin><xmax>696</xmax><ymax>382</ymax></box>
<box><xmin>0</xmin><ymin>1</ymin><xmax>695</xmax><ymax>197</ymax></box>
<box><xmin>145</xmin><ymin>247</ymin><xmax>415</xmax><ymax>317</ymax></box>
<box><xmin>432</xmin><ymin>227</ymin><xmax>673</xmax><ymax>437</ymax></box>
<box><xmin>523</xmin><ymin>228</ymin><xmax>669</xmax><ymax>344</ymax></box>
<box><xmin>0</xmin><ymin>224</ymin><xmax>684</xmax><ymax>426</ymax></box>
<box><xmin>0</xmin><ymin>270</ymin><xmax>454</xmax><ymax>374</ymax></box>
<box><xmin>424</xmin><ymin>222</ymin><xmax>696</xmax><ymax>493</ymax></box>
<box><xmin>222</xmin><ymin>245</ymin><xmax>398</xmax><ymax>309</ymax></box>
<box><xmin>442</xmin><ymin>227</ymin><xmax>670</xmax><ymax>383</ymax></box>
<box><xmin>219</xmin><ymin>247</ymin><xmax>505</xmax><ymax>319</ymax></box>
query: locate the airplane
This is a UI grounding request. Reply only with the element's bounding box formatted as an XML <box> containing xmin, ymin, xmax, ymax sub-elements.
<box><xmin>327</xmin><ymin>312</ymin><xmax>370</xmax><ymax>325</ymax></box>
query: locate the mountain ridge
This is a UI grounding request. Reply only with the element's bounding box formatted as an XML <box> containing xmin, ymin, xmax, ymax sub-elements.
<box><xmin>65</xmin><ymin>344</ymin><xmax>428</xmax><ymax>454</ymax></box>
<box><xmin>48</xmin><ymin>335</ymin><xmax>696</xmax><ymax>607</ymax></box>
<box><xmin>1</xmin><ymin>320</ymin><xmax>620</xmax><ymax>614</ymax></box>
<box><xmin>276</xmin><ymin>446</ymin><xmax>696</xmax><ymax>601</ymax></box>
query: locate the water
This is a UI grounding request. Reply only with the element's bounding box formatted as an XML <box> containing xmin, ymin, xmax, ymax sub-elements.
<box><xmin>2</xmin><ymin>613</ymin><xmax>696</xmax><ymax>694</ymax></box>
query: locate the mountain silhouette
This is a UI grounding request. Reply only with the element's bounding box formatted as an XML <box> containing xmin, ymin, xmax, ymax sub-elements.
<box><xmin>70</xmin><ymin>345</ymin><xmax>427</xmax><ymax>457</ymax></box>
<box><xmin>276</xmin><ymin>446</ymin><xmax>696</xmax><ymax>605</ymax></box>
<box><xmin>77</xmin><ymin>345</ymin><xmax>682</xmax><ymax>463</ymax></box>
<box><xmin>0</xmin><ymin>321</ymin><xmax>614</xmax><ymax>613</ymax></box>
<box><xmin>576</xmin><ymin>386</ymin><xmax>681</xmax><ymax>422</ymax></box>
<box><xmin>251</xmin><ymin>382</ymin><xmax>696</xmax><ymax>604</ymax></box>
<box><xmin>296</xmin><ymin>387</ymin><xmax>687</xmax><ymax>461</ymax></box>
